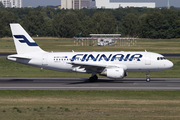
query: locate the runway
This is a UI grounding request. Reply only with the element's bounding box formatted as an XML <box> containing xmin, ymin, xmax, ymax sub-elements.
<box><xmin>0</xmin><ymin>78</ymin><xmax>180</xmax><ymax>90</ymax></box>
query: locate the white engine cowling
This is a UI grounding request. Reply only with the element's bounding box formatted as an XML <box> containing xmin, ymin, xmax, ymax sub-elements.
<box><xmin>107</xmin><ymin>68</ymin><xmax>125</xmax><ymax>79</ymax></box>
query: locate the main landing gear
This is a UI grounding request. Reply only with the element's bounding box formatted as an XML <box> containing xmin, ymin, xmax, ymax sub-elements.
<box><xmin>146</xmin><ymin>71</ymin><xmax>151</xmax><ymax>82</ymax></box>
<box><xmin>89</xmin><ymin>73</ymin><xmax>98</xmax><ymax>82</ymax></box>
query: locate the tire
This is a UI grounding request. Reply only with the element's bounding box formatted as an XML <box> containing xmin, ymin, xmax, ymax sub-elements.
<box><xmin>89</xmin><ymin>75</ymin><xmax>98</xmax><ymax>82</ymax></box>
<box><xmin>146</xmin><ymin>78</ymin><xmax>150</xmax><ymax>82</ymax></box>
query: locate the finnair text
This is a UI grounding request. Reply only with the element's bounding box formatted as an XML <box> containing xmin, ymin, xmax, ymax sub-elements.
<box><xmin>71</xmin><ymin>54</ymin><xmax>143</xmax><ymax>62</ymax></box>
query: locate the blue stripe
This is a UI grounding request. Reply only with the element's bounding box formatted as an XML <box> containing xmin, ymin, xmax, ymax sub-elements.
<box><xmin>14</xmin><ymin>35</ymin><xmax>38</xmax><ymax>46</ymax></box>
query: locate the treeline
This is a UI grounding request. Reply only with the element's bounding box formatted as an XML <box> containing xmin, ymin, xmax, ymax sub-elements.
<box><xmin>0</xmin><ymin>4</ymin><xmax>180</xmax><ymax>39</ymax></box>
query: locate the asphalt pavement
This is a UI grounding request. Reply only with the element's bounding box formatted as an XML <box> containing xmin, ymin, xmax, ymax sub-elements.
<box><xmin>0</xmin><ymin>78</ymin><xmax>179</xmax><ymax>90</ymax></box>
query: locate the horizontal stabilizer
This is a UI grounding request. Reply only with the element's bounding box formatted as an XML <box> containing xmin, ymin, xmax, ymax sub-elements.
<box><xmin>7</xmin><ymin>54</ymin><xmax>31</xmax><ymax>60</ymax></box>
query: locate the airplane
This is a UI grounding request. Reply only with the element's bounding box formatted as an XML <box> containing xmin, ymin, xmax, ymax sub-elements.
<box><xmin>7</xmin><ymin>23</ymin><xmax>173</xmax><ymax>82</ymax></box>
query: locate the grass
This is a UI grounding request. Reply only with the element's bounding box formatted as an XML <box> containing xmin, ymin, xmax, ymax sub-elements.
<box><xmin>0</xmin><ymin>57</ymin><xmax>179</xmax><ymax>78</ymax></box>
<box><xmin>0</xmin><ymin>38</ymin><xmax>179</xmax><ymax>120</ymax></box>
<box><xmin>0</xmin><ymin>38</ymin><xmax>180</xmax><ymax>53</ymax></box>
<box><xmin>0</xmin><ymin>90</ymin><xmax>180</xmax><ymax>119</ymax></box>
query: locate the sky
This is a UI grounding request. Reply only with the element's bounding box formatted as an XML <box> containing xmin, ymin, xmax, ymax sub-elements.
<box><xmin>22</xmin><ymin>0</ymin><xmax>180</xmax><ymax>8</ymax></box>
<box><xmin>23</xmin><ymin>0</ymin><xmax>61</xmax><ymax>7</ymax></box>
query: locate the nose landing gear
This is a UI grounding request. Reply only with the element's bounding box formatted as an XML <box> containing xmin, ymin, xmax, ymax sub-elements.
<box><xmin>146</xmin><ymin>71</ymin><xmax>151</xmax><ymax>82</ymax></box>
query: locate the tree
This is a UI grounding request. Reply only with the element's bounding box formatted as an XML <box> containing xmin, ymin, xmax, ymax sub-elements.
<box><xmin>92</xmin><ymin>11</ymin><xmax>116</xmax><ymax>34</ymax></box>
<box><xmin>0</xmin><ymin>23</ymin><xmax>5</xmax><ymax>38</ymax></box>
<box><xmin>0</xmin><ymin>6</ymin><xmax>180</xmax><ymax>39</ymax></box>
<box><xmin>0</xmin><ymin>1</ymin><xmax>4</xmax><ymax>8</ymax></box>
<box><xmin>121</xmin><ymin>13</ymin><xmax>138</xmax><ymax>37</ymax></box>
<box><xmin>139</xmin><ymin>11</ymin><xmax>173</xmax><ymax>39</ymax></box>
<box><xmin>42</xmin><ymin>7</ymin><xmax>56</xmax><ymax>19</ymax></box>
<box><xmin>138</xmin><ymin>14</ymin><xmax>148</xmax><ymax>38</ymax></box>
<box><xmin>173</xmin><ymin>20</ymin><xmax>180</xmax><ymax>38</ymax></box>
<box><xmin>23</xmin><ymin>11</ymin><xmax>46</xmax><ymax>36</ymax></box>
<box><xmin>74</xmin><ymin>10</ymin><xmax>83</xmax><ymax>21</ymax></box>
<box><xmin>0</xmin><ymin>11</ymin><xmax>18</xmax><ymax>37</ymax></box>
<box><xmin>44</xmin><ymin>19</ymin><xmax>53</xmax><ymax>36</ymax></box>
<box><xmin>80</xmin><ymin>16</ymin><xmax>94</xmax><ymax>36</ymax></box>
<box><xmin>52</xmin><ymin>12</ymin><xmax>80</xmax><ymax>37</ymax></box>
<box><xmin>163</xmin><ymin>10</ymin><xmax>179</xmax><ymax>38</ymax></box>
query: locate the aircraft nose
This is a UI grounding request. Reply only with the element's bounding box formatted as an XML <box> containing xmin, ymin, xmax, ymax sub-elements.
<box><xmin>167</xmin><ymin>60</ymin><xmax>173</xmax><ymax>69</ymax></box>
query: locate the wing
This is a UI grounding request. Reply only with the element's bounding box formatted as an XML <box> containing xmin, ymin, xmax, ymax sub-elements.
<box><xmin>68</xmin><ymin>62</ymin><xmax>127</xmax><ymax>73</ymax></box>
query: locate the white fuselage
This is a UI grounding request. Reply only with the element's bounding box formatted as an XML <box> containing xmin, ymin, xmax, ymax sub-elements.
<box><xmin>7</xmin><ymin>51</ymin><xmax>173</xmax><ymax>74</ymax></box>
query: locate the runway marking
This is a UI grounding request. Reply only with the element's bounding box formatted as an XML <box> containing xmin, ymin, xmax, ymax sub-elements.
<box><xmin>0</xmin><ymin>87</ymin><xmax>180</xmax><ymax>90</ymax></box>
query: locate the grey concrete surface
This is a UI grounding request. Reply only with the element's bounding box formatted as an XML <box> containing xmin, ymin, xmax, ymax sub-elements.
<box><xmin>0</xmin><ymin>78</ymin><xmax>180</xmax><ymax>90</ymax></box>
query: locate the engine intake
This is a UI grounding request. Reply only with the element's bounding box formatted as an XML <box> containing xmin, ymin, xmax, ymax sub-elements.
<box><xmin>107</xmin><ymin>68</ymin><xmax>125</xmax><ymax>79</ymax></box>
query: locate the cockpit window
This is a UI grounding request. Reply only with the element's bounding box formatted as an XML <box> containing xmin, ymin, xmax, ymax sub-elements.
<box><xmin>157</xmin><ymin>57</ymin><xmax>166</xmax><ymax>60</ymax></box>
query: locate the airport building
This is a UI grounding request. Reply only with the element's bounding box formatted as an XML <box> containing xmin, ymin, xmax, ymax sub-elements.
<box><xmin>61</xmin><ymin>0</ymin><xmax>73</xmax><ymax>9</ymax></box>
<box><xmin>81</xmin><ymin>0</ymin><xmax>96</xmax><ymax>8</ymax></box>
<box><xmin>96</xmin><ymin>0</ymin><xmax>155</xmax><ymax>9</ymax></box>
<box><xmin>73</xmin><ymin>0</ymin><xmax>81</xmax><ymax>9</ymax></box>
<box><xmin>61</xmin><ymin>0</ymin><xmax>96</xmax><ymax>9</ymax></box>
<box><xmin>0</xmin><ymin>0</ymin><xmax>22</xmax><ymax>8</ymax></box>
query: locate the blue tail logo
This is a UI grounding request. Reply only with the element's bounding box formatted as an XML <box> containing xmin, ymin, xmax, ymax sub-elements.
<box><xmin>14</xmin><ymin>35</ymin><xmax>38</xmax><ymax>46</ymax></box>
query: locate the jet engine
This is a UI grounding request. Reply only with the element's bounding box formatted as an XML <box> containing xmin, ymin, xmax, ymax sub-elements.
<box><xmin>100</xmin><ymin>68</ymin><xmax>126</xmax><ymax>79</ymax></box>
<box><xmin>107</xmin><ymin>68</ymin><xmax>125</xmax><ymax>79</ymax></box>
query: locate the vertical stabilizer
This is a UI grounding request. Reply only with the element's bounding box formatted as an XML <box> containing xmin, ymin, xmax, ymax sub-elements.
<box><xmin>10</xmin><ymin>23</ymin><xmax>44</xmax><ymax>54</ymax></box>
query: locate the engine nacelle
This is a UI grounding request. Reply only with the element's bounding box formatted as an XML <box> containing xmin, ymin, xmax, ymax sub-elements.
<box><xmin>107</xmin><ymin>68</ymin><xmax>125</xmax><ymax>79</ymax></box>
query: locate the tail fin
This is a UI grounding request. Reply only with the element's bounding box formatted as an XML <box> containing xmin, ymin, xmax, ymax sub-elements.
<box><xmin>10</xmin><ymin>23</ymin><xmax>44</xmax><ymax>54</ymax></box>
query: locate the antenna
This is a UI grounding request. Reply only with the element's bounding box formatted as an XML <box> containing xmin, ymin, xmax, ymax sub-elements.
<box><xmin>167</xmin><ymin>0</ymin><xmax>170</xmax><ymax>9</ymax></box>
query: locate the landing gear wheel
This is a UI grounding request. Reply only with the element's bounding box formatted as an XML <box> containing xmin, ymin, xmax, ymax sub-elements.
<box><xmin>146</xmin><ymin>78</ymin><xmax>151</xmax><ymax>82</ymax></box>
<box><xmin>89</xmin><ymin>75</ymin><xmax>98</xmax><ymax>82</ymax></box>
<box><xmin>146</xmin><ymin>71</ymin><xmax>150</xmax><ymax>82</ymax></box>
